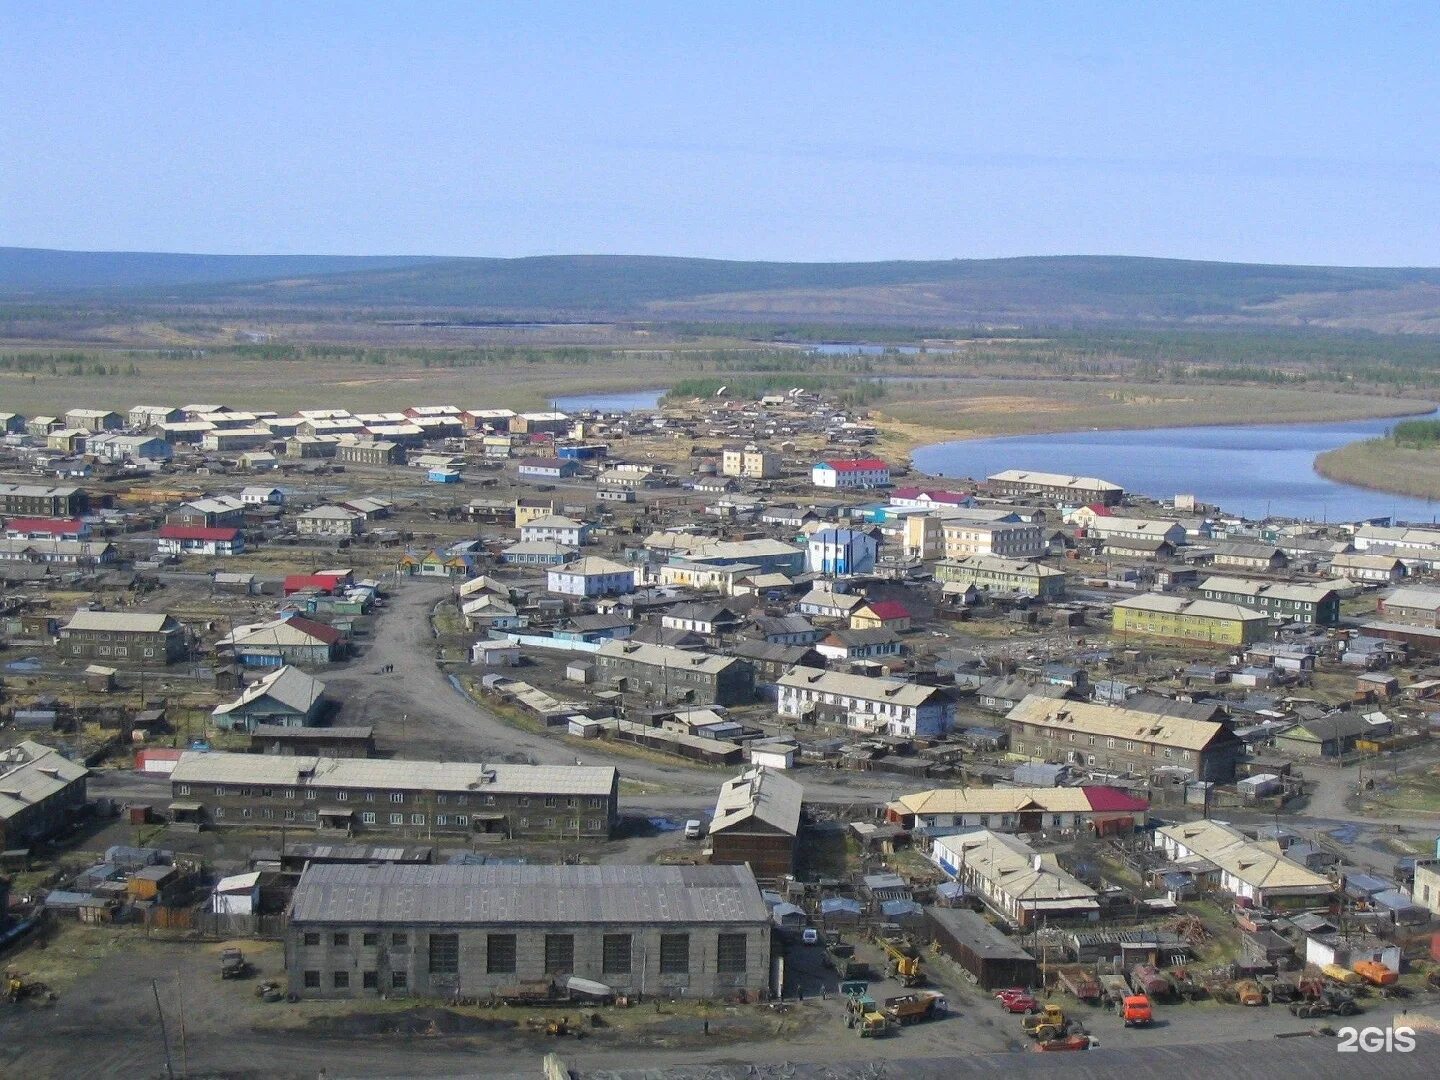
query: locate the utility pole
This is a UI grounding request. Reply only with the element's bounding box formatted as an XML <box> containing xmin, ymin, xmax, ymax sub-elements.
<box><xmin>151</xmin><ymin>979</ymin><xmax>175</xmax><ymax>1080</ymax></box>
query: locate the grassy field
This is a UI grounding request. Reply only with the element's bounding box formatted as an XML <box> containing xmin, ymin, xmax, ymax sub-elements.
<box><xmin>1315</xmin><ymin>437</ymin><xmax>1440</xmax><ymax>501</ymax></box>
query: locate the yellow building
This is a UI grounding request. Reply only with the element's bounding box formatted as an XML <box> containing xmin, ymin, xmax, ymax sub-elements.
<box><xmin>1112</xmin><ymin>594</ymin><xmax>1271</xmax><ymax>646</ymax></box>
<box><xmin>721</xmin><ymin>445</ymin><xmax>782</xmax><ymax>479</ymax></box>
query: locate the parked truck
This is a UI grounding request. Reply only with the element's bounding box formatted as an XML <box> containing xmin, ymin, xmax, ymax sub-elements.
<box><xmin>823</xmin><ymin>941</ymin><xmax>873</xmax><ymax>982</ymax></box>
<box><xmin>1129</xmin><ymin>964</ymin><xmax>1169</xmax><ymax>1000</ymax></box>
<box><xmin>1098</xmin><ymin>973</ymin><xmax>1131</xmax><ymax>1007</ymax></box>
<box><xmin>1119</xmin><ymin>995</ymin><xmax>1154</xmax><ymax>1026</ymax></box>
<box><xmin>1055</xmin><ymin>966</ymin><xmax>1102</xmax><ymax>1005</ymax></box>
<box><xmin>883</xmin><ymin>991</ymin><xmax>946</xmax><ymax>1026</ymax></box>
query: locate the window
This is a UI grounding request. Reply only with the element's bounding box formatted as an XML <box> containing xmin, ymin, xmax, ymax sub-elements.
<box><xmin>544</xmin><ymin>796</ymin><xmax>558</xmax><ymax>808</ymax></box>
<box><xmin>486</xmin><ymin>934</ymin><xmax>517</xmax><ymax>974</ymax></box>
<box><xmin>588</xmin><ymin>819</ymin><xmax>604</xmax><ymax>831</ymax></box>
<box><xmin>303</xmin><ymin>932</ymin><xmax>320</xmax><ymax>946</ymax></box>
<box><xmin>177</xmin><ymin>784</ymin><xmax>190</xmax><ymax>795</ymax></box>
<box><xmin>336</xmin><ymin>791</ymin><xmax>348</xmax><ymax>802</ymax></box>
<box><xmin>262</xmin><ymin>787</ymin><xmax>272</xmax><ymax>798</ymax></box>
<box><xmin>392</xmin><ymin>933</ymin><xmax>408</xmax><ymax>947</ymax></box>
<box><xmin>390</xmin><ymin>792</ymin><xmax>404</xmax><ymax>803</ymax></box>
<box><xmin>303</xmin><ymin>970</ymin><xmax>320</xmax><ymax>989</ymax></box>
<box><xmin>332</xmin><ymin>971</ymin><xmax>349</xmax><ymax>989</ymax></box>
<box><xmin>437</xmin><ymin>794</ymin><xmax>448</xmax><ymax>805</ymax></box>
<box><xmin>362</xmin><ymin>971</ymin><xmax>378</xmax><ymax>989</ymax></box>
<box><xmin>602</xmin><ymin>934</ymin><xmax>632</xmax><ymax>975</ymax></box>
<box><xmin>716</xmin><ymin>934</ymin><xmax>747</xmax><ymax>974</ymax></box>
<box><xmin>333</xmin><ymin>933</ymin><xmax>348</xmax><ymax>946</ymax></box>
<box><xmin>214</xmin><ymin>807</ymin><xmax>225</xmax><ymax>819</ymax></box>
<box><xmin>659</xmin><ymin>934</ymin><xmax>690</xmax><ymax>974</ymax></box>
<box><xmin>517</xmin><ymin>796</ymin><xmax>530</xmax><ymax>807</ymax></box>
<box><xmin>389</xmin><ymin>813</ymin><xmax>403</xmax><ymax>825</ymax></box>
<box><xmin>363</xmin><ymin>933</ymin><xmax>378</xmax><ymax>947</ymax></box>
<box><xmin>361</xmin><ymin>812</ymin><xmax>376</xmax><ymax>824</ymax></box>
<box><xmin>391</xmin><ymin>971</ymin><xmax>407</xmax><ymax>990</ymax></box>
<box><xmin>428</xmin><ymin>933</ymin><xmax>459</xmax><ymax>975</ymax></box>
<box><xmin>284</xmin><ymin>789</ymin><xmax>296</xmax><ymax>800</ymax></box>
<box><xmin>305</xmin><ymin>790</ymin><xmax>317</xmax><ymax>801</ymax></box>
<box><xmin>519</xmin><ymin>817</ymin><xmax>529</xmax><ymax>829</ymax></box>
<box><xmin>365</xmin><ymin>791</ymin><xmax>375</xmax><ymax>802</ymax></box>
<box><xmin>410</xmin><ymin>813</ymin><xmax>425</xmax><ymax>825</ymax></box>
<box><xmin>456</xmin><ymin>815</ymin><xmax>468</xmax><ymax>827</ymax></box>
<box><xmin>284</xmin><ymin>809</ymin><xmax>296</xmax><ymax>821</ymax></box>
<box><xmin>239</xmin><ymin>786</ymin><xmax>252</xmax><ymax>797</ymax></box>
<box><xmin>544</xmin><ymin>934</ymin><xmax>575</xmax><ymax>974</ymax></box>
<box><xmin>436</xmin><ymin>815</ymin><xmax>449</xmax><ymax>827</ymax></box>
<box><xmin>240</xmin><ymin>808</ymin><xmax>252</xmax><ymax>819</ymax></box>
<box><xmin>215</xmin><ymin>785</ymin><xmax>225</xmax><ymax>795</ymax></box>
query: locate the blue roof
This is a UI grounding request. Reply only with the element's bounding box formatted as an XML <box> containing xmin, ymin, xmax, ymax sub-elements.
<box><xmin>821</xmin><ymin>897</ymin><xmax>863</xmax><ymax>915</ymax></box>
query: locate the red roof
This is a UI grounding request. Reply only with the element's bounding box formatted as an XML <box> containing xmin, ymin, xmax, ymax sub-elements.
<box><xmin>861</xmin><ymin>600</ymin><xmax>911</xmax><ymax>621</ymax></box>
<box><xmin>159</xmin><ymin>525</ymin><xmax>239</xmax><ymax>541</ymax></box>
<box><xmin>1081</xmin><ymin>786</ymin><xmax>1150</xmax><ymax>813</ymax></box>
<box><xmin>824</xmin><ymin>458</ymin><xmax>888</xmax><ymax>472</ymax></box>
<box><xmin>283</xmin><ymin>571</ymin><xmax>351</xmax><ymax>595</ymax></box>
<box><xmin>282</xmin><ymin>615</ymin><xmax>344</xmax><ymax>645</ymax></box>
<box><xmin>5</xmin><ymin>517</ymin><xmax>84</xmax><ymax>535</ymax></box>
<box><xmin>1085</xmin><ymin>504</ymin><xmax>1114</xmax><ymax>516</ymax></box>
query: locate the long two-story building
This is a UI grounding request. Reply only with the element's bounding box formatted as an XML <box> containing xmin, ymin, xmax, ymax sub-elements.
<box><xmin>1005</xmin><ymin>694</ymin><xmax>1244</xmax><ymax>782</ymax></box>
<box><xmin>1112</xmin><ymin>594</ymin><xmax>1271</xmax><ymax>646</ymax></box>
<box><xmin>935</xmin><ymin>556</ymin><xmax>1067</xmax><ymax>599</ymax></box>
<box><xmin>1198</xmin><ymin>576</ymin><xmax>1341</xmax><ymax>625</ymax></box>
<box><xmin>777</xmin><ymin>667</ymin><xmax>954</xmax><ymax>737</ymax></box>
<box><xmin>168</xmin><ymin>752</ymin><xmax>618</xmax><ymax>838</ymax></box>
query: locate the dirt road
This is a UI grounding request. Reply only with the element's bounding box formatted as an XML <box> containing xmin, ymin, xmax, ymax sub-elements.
<box><xmin>322</xmin><ymin>579</ymin><xmax>911</xmax><ymax>803</ymax></box>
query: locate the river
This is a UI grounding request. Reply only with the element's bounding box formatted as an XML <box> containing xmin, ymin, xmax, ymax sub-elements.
<box><xmin>551</xmin><ymin>388</ymin><xmax>666</xmax><ymax>412</ymax></box>
<box><xmin>911</xmin><ymin>414</ymin><xmax>1440</xmax><ymax>523</ymax></box>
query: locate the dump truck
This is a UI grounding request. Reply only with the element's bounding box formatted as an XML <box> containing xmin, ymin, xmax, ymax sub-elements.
<box><xmin>1056</xmin><ymin>966</ymin><xmax>1102</xmax><ymax>1005</ymax></box>
<box><xmin>1119</xmin><ymin>994</ymin><xmax>1154</xmax><ymax>1026</ymax></box>
<box><xmin>873</xmin><ymin>930</ymin><xmax>924</xmax><ymax>987</ymax></box>
<box><xmin>1322</xmin><ymin>963</ymin><xmax>1365</xmax><ymax>988</ymax></box>
<box><xmin>1021</xmin><ymin>1003</ymin><xmax>1069</xmax><ymax>1041</ymax></box>
<box><xmin>1353</xmin><ymin>960</ymin><xmax>1397</xmax><ymax>987</ymax></box>
<box><xmin>883</xmin><ymin>991</ymin><xmax>946</xmax><ymax>1025</ymax></box>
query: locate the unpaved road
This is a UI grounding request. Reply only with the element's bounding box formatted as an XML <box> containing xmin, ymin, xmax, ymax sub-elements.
<box><xmin>321</xmin><ymin>579</ymin><xmax>915</xmax><ymax>803</ymax></box>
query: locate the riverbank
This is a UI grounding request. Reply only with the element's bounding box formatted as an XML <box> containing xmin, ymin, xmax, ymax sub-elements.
<box><xmin>1315</xmin><ymin>438</ymin><xmax>1440</xmax><ymax>502</ymax></box>
<box><xmin>869</xmin><ymin>380</ymin><xmax>1435</xmax><ymax>462</ymax></box>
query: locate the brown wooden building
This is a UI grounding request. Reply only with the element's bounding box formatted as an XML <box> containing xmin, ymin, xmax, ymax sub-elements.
<box><xmin>707</xmin><ymin>766</ymin><xmax>802</xmax><ymax>884</ymax></box>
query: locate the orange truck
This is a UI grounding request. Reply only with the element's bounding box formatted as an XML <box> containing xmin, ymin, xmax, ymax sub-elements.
<box><xmin>1120</xmin><ymin>994</ymin><xmax>1154</xmax><ymax>1027</ymax></box>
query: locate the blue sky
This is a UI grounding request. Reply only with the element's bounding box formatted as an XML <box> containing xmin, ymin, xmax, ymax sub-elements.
<box><xmin>3</xmin><ymin>2</ymin><xmax>1438</xmax><ymax>263</ymax></box>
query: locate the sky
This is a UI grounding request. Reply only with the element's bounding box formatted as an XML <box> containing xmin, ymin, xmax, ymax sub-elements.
<box><xmin>3</xmin><ymin>2</ymin><xmax>1439</xmax><ymax>264</ymax></box>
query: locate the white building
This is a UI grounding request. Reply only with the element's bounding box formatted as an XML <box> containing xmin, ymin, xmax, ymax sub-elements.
<box><xmin>546</xmin><ymin>556</ymin><xmax>638</xmax><ymax>597</ymax></box>
<box><xmin>941</xmin><ymin>520</ymin><xmax>1044</xmax><ymax>560</ymax></box>
<box><xmin>810</xmin><ymin>458</ymin><xmax>890</xmax><ymax>489</ymax></box>
<box><xmin>806</xmin><ymin>528</ymin><xmax>879</xmax><ymax>576</ymax></box>
<box><xmin>931</xmin><ymin>830</ymin><xmax>1099</xmax><ymax>928</ymax></box>
<box><xmin>776</xmin><ymin>666</ymin><xmax>954</xmax><ymax>737</ymax></box>
<box><xmin>519</xmin><ymin>515</ymin><xmax>591</xmax><ymax>547</ymax></box>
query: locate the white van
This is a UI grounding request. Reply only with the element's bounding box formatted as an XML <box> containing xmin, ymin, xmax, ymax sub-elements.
<box><xmin>684</xmin><ymin>819</ymin><xmax>704</xmax><ymax>839</ymax></box>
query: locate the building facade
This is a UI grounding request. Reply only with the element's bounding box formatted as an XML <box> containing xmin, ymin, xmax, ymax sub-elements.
<box><xmin>810</xmin><ymin>458</ymin><xmax>890</xmax><ymax>489</ymax></box>
<box><xmin>285</xmin><ymin>863</ymin><xmax>770</xmax><ymax>1001</ymax></box>
<box><xmin>593</xmin><ymin>641</ymin><xmax>755</xmax><ymax>706</ymax></box>
<box><xmin>935</xmin><ymin>556</ymin><xmax>1067</xmax><ymax>599</ymax></box>
<box><xmin>777</xmin><ymin>666</ymin><xmax>954</xmax><ymax>737</ymax></box>
<box><xmin>58</xmin><ymin>610</ymin><xmax>186</xmax><ymax>666</ymax></box>
<box><xmin>1112</xmin><ymin>595</ymin><xmax>1272</xmax><ymax>646</ymax></box>
<box><xmin>941</xmin><ymin>520</ymin><xmax>1044</xmax><ymax>560</ymax></box>
<box><xmin>987</xmin><ymin>470</ymin><xmax>1123</xmax><ymax>506</ymax></box>
<box><xmin>169</xmin><ymin>752</ymin><xmax>618</xmax><ymax>838</ymax></box>
<box><xmin>1198</xmin><ymin>576</ymin><xmax>1340</xmax><ymax>625</ymax></box>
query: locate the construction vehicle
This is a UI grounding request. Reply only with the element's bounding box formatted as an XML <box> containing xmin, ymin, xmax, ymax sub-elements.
<box><xmin>1322</xmin><ymin>963</ymin><xmax>1365</xmax><ymax>988</ymax></box>
<box><xmin>1021</xmin><ymin>1003</ymin><xmax>1069</xmax><ymax>1041</ymax></box>
<box><xmin>4</xmin><ymin>970</ymin><xmax>55</xmax><ymax>1005</ymax></box>
<box><xmin>883</xmin><ymin>991</ymin><xmax>946</xmax><ymax>1025</ymax></box>
<box><xmin>1055</xmin><ymin>965</ymin><xmax>1102</xmax><ymax>1005</ymax></box>
<box><xmin>1353</xmin><ymin>960</ymin><xmax>1397</xmax><ymax>987</ymax></box>
<box><xmin>846</xmin><ymin>994</ymin><xmax>893</xmax><ymax>1037</ymax></box>
<box><xmin>1119</xmin><ymin>994</ymin><xmax>1154</xmax><ymax>1026</ymax></box>
<box><xmin>1289</xmin><ymin>986</ymin><xmax>1361</xmax><ymax>1019</ymax></box>
<box><xmin>872</xmin><ymin>928</ymin><xmax>924</xmax><ymax>987</ymax></box>
<box><xmin>220</xmin><ymin>948</ymin><xmax>251</xmax><ymax>979</ymax></box>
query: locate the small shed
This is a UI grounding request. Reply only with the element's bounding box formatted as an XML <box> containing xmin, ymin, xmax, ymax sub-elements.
<box><xmin>84</xmin><ymin>664</ymin><xmax>118</xmax><ymax>692</ymax></box>
<box><xmin>211</xmin><ymin>871</ymin><xmax>262</xmax><ymax>915</ymax></box>
<box><xmin>471</xmin><ymin>641</ymin><xmax>521</xmax><ymax>667</ymax></box>
<box><xmin>1372</xmin><ymin>889</ymin><xmax>1429</xmax><ymax>926</ymax></box>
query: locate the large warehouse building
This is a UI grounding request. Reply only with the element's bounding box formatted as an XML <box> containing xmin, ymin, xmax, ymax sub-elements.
<box><xmin>285</xmin><ymin>863</ymin><xmax>772</xmax><ymax>1000</ymax></box>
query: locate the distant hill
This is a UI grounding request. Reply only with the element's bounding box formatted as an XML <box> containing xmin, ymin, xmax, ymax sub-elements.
<box><xmin>4</xmin><ymin>247</ymin><xmax>1440</xmax><ymax>331</ymax></box>
<box><xmin>0</xmin><ymin>247</ymin><xmax>439</xmax><ymax>293</ymax></box>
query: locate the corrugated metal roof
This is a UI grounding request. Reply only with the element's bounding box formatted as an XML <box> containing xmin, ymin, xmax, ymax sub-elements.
<box><xmin>169</xmin><ymin>751</ymin><xmax>615</xmax><ymax>796</ymax></box>
<box><xmin>290</xmin><ymin>863</ymin><xmax>768</xmax><ymax>925</ymax></box>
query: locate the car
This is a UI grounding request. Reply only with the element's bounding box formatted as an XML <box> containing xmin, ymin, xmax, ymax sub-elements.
<box><xmin>801</xmin><ymin>928</ymin><xmax>820</xmax><ymax>946</ymax></box>
<box><xmin>683</xmin><ymin>819</ymin><xmax>704</xmax><ymax>839</ymax></box>
<box><xmin>997</xmin><ymin>993</ymin><xmax>1040</xmax><ymax>1014</ymax></box>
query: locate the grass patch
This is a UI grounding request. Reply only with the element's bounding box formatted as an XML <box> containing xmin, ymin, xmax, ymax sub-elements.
<box><xmin>1316</xmin><ymin>437</ymin><xmax>1440</xmax><ymax>501</ymax></box>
